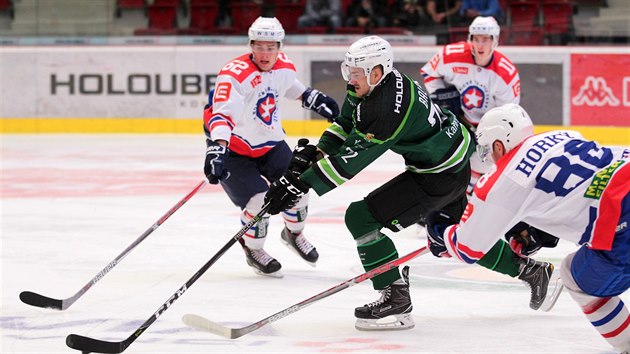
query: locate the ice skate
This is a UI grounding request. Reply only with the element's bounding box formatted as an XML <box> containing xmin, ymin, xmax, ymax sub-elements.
<box><xmin>517</xmin><ymin>257</ymin><xmax>563</xmax><ymax>311</ymax></box>
<box><xmin>280</xmin><ymin>227</ymin><xmax>319</xmax><ymax>267</ymax></box>
<box><xmin>354</xmin><ymin>266</ymin><xmax>414</xmax><ymax>331</ymax></box>
<box><xmin>239</xmin><ymin>238</ymin><xmax>283</xmax><ymax>278</ymax></box>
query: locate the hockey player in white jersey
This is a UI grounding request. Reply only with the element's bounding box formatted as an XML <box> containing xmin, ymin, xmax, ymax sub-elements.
<box><xmin>420</xmin><ymin>16</ymin><xmax>520</xmax><ymax>192</ymax></box>
<box><xmin>203</xmin><ymin>17</ymin><xmax>340</xmax><ymax>277</ymax></box>
<box><xmin>427</xmin><ymin>104</ymin><xmax>630</xmax><ymax>352</ymax></box>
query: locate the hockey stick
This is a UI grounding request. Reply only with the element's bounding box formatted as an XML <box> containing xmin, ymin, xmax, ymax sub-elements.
<box><xmin>19</xmin><ymin>180</ymin><xmax>207</xmax><ymax>311</ymax></box>
<box><xmin>65</xmin><ymin>202</ymin><xmax>271</xmax><ymax>354</ymax></box>
<box><xmin>182</xmin><ymin>246</ymin><xmax>429</xmax><ymax>339</ymax></box>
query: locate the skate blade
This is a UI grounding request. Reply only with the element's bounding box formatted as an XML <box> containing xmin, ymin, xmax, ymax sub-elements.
<box><xmin>539</xmin><ymin>271</ymin><xmax>564</xmax><ymax>312</ymax></box>
<box><xmin>280</xmin><ymin>238</ymin><xmax>317</xmax><ymax>268</ymax></box>
<box><xmin>251</xmin><ymin>267</ymin><xmax>284</xmax><ymax>278</ymax></box>
<box><xmin>355</xmin><ymin>314</ymin><xmax>415</xmax><ymax>331</ymax></box>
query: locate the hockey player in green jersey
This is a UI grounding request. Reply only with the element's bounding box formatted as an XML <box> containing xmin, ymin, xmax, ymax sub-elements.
<box><xmin>264</xmin><ymin>35</ymin><xmax>558</xmax><ymax>331</ymax></box>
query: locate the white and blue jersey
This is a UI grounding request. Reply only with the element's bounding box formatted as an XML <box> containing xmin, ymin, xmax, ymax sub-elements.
<box><xmin>420</xmin><ymin>41</ymin><xmax>520</xmax><ymax>126</ymax></box>
<box><xmin>442</xmin><ymin>130</ymin><xmax>630</xmax><ymax>262</ymax></box>
<box><xmin>203</xmin><ymin>52</ymin><xmax>306</xmax><ymax>158</ymax></box>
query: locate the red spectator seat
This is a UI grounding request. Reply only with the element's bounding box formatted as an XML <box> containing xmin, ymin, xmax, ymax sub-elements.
<box><xmin>510</xmin><ymin>27</ymin><xmax>544</xmax><ymax>45</ymax></box>
<box><xmin>447</xmin><ymin>26</ymin><xmax>469</xmax><ymax>42</ymax></box>
<box><xmin>541</xmin><ymin>1</ymin><xmax>573</xmax><ymax>35</ymax></box>
<box><xmin>187</xmin><ymin>3</ymin><xmax>219</xmax><ymax>33</ymax></box>
<box><xmin>335</xmin><ymin>26</ymin><xmax>366</xmax><ymax>34</ymax></box>
<box><xmin>133</xmin><ymin>27</ymin><xmax>177</xmax><ymax>35</ymax></box>
<box><xmin>230</xmin><ymin>3</ymin><xmax>262</xmax><ymax>34</ymax></box>
<box><xmin>295</xmin><ymin>26</ymin><xmax>328</xmax><ymax>34</ymax></box>
<box><xmin>509</xmin><ymin>1</ymin><xmax>540</xmax><ymax>29</ymax></box>
<box><xmin>273</xmin><ymin>3</ymin><xmax>304</xmax><ymax>33</ymax></box>
<box><xmin>341</xmin><ymin>0</ymin><xmax>354</xmax><ymax>16</ymax></box>
<box><xmin>147</xmin><ymin>4</ymin><xmax>177</xmax><ymax>30</ymax></box>
<box><xmin>371</xmin><ymin>27</ymin><xmax>408</xmax><ymax>35</ymax></box>
<box><xmin>499</xmin><ymin>27</ymin><xmax>511</xmax><ymax>45</ymax></box>
<box><xmin>0</xmin><ymin>0</ymin><xmax>14</xmax><ymax>18</ymax></box>
<box><xmin>155</xmin><ymin>0</ymin><xmax>188</xmax><ymax>16</ymax></box>
<box><xmin>115</xmin><ymin>0</ymin><xmax>146</xmax><ymax>18</ymax></box>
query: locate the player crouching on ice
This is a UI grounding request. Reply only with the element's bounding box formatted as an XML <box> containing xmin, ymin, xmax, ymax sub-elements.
<box><xmin>427</xmin><ymin>103</ymin><xmax>630</xmax><ymax>353</ymax></box>
<box><xmin>263</xmin><ymin>36</ymin><xmax>559</xmax><ymax>332</ymax></box>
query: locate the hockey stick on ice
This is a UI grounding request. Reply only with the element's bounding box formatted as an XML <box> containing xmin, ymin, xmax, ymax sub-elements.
<box><xmin>19</xmin><ymin>180</ymin><xmax>207</xmax><ymax>311</ymax></box>
<box><xmin>182</xmin><ymin>246</ymin><xmax>429</xmax><ymax>339</ymax></box>
<box><xmin>65</xmin><ymin>202</ymin><xmax>271</xmax><ymax>354</ymax></box>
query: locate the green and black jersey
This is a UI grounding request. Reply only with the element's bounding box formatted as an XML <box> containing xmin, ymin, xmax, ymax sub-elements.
<box><xmin>300</xmin><ymin>68</ymin><xmax>476</xmax><ymax>196</ymax></box>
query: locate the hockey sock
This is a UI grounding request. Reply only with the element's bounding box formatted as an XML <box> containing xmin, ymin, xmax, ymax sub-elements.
<box><xmin>562</xmin><ymin>253</ymin><xmax>630</xmax><ymax>351</ymax></box>
<box><xmin>344</xmin><ymin>200</ymin><xmax>403</xmax><ymax>289</ymax></box>
<box><xmin>282</xmin><ymin>206</ymin><xmax>307</xmax><ymax>233</ymax></box>
<box><xmin>476</xmin><ymin>239</ymin><xmax>519</xmax><ymax>277</ymax></box>
<box><xmin>356</xmin><ymin>234</ymin><xmax>400</xmax><ymax>290</ymax></box>
<box><xmin>241</xmin><ymin>210</ymin><xmax>269</xmax><ymax>249</ymax></box>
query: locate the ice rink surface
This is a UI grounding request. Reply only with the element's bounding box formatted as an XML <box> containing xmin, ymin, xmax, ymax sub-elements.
<box><xmin>1</xmin><ymin>135</ymin><xmax>623</xmax><ymax>354</ymax></box>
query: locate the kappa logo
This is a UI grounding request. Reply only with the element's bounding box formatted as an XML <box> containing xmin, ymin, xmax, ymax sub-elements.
<box><xmin>572</xmin><ymin>76</ymin><xmax>620</xmax><ymax>107</ymax></box>
<box><xmin>461</xmin><ymin>86</ymin><xmax>485</xmax><ymax>109</ymax></box>
<box><xmin>256</xmin><ymin>93</ymin><xmax>277</xmax><ymax>125</ymax></box>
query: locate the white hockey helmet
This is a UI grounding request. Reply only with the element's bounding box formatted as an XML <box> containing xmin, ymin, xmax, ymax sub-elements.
<box><xmin>248</xmin><ymin>17</ymin><xmax>285</xmax><ymax>44</ymax></box>
<box><xmin>341</xmin><ymin>35</ymin><xmax>393</xmax><ymax>87</ymax></box>
<box><xmin>468</xmin><ymin>16</ymin><xmax>501</xmax><ymax>50</ymax></box>
<box><xmin>476</xmin><ymin>103</ymin><xmax>534</xmax><ymax>162</ymax></box>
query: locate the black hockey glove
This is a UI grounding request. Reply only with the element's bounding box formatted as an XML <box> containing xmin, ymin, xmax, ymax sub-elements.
<box><xmin>264</xmin><ymin>172</ymin><xmax>310</xmax><ymax>215</ymax></box>
<box><xmin>288</xmin><ymin>138</ymin><xmax>320</xmax><ymax>176</ymax></box>
<box><xmin>204</xmin><ymin>140</ymin><xmax>229</xmax><ymax>184</ymax></box>
<box><xmin>430</xmin><ymin>86</ymin><xmax>463</xmax><ymax>120</ymax></box>
<box><xmin>426</xmin><ymin>210</ymin><xmax>456</xmax><ymax>258</ymax></box>
<box><xmin>505</xmin><ymin>222</ymin><xmax>560</xmax><ymax>257</ymax></box>
<box><xmin>302</xmin><ymin>87</ymin><xmax>340</xmax><ymax>122</ymax></box>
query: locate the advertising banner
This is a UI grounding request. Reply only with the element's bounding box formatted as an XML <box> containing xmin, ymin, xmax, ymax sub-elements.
<box><xmin>571</xmin><ymin>53</ymin><xmax>630</xmax><ymax>126</ymax></box>
<box><xmin>0</xmin><ymin>47</ymin><xmax>307</xmax><ymax>120</ymax></box>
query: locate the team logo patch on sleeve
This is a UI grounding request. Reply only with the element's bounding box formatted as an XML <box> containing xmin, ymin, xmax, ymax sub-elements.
<box><xmin>512</xmin><ymin>80</ymin><xmax>521</xmax><ymax>97</ymax></box>
<box><xmin>214</xmin><ymin>82</ymin><xmax>231</xmax><ymax>102</ymax></box>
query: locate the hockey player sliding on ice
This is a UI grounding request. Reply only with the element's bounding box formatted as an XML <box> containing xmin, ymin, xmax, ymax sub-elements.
<box><xmin>203</xmin><ymin>17</ymin><xmax>339</xmax><ymax>277</ymax></box>
<box><xmin>263</xmin><ymin>36</ymin><xmax>557</xmax><ymax>331</ymax></box>
<box><xmin>427</xmin><ymin>104</ymin><xmax>630</xmax><ymax>353</ymax></box>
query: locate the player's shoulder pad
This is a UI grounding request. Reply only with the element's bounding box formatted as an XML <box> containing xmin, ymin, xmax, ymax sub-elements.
<box><xmin>355</xmin><ymin>69</ymin><xmax>411</xmax><ymax>141</ymax></box>
<box><xmin>218</xmin><ymin>53</ymin><xmax>259</xmax><ymax>83</ymax></box>
<box><xmin>272</xmin><ymin>52</ymin><xmax>297</xmax><ymax>71</ymax></box>
<box><xmin>443</xmin><ymin>41</ymin><xmax>474</xmax><ymax>65</ymax></box>
<box><xmin>487</xmin><ymin>51</ymin><xmax>518</xmax><ymax>83</ymax></box>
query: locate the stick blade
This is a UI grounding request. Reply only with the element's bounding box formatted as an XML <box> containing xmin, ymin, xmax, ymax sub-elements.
<box><xmin>182</xmin><ymin>314</ymin><xmax>239</xmax><ymax>339</ymax></box>
<box><xmin>66</xmin><ymin>334</ymin><xmax>126</xmax><ymax>354</ymax></box>
<box><xmin>19</xmin><ymin>291</ymin><xmax>64</xmax><ymax>310</ymax></box>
